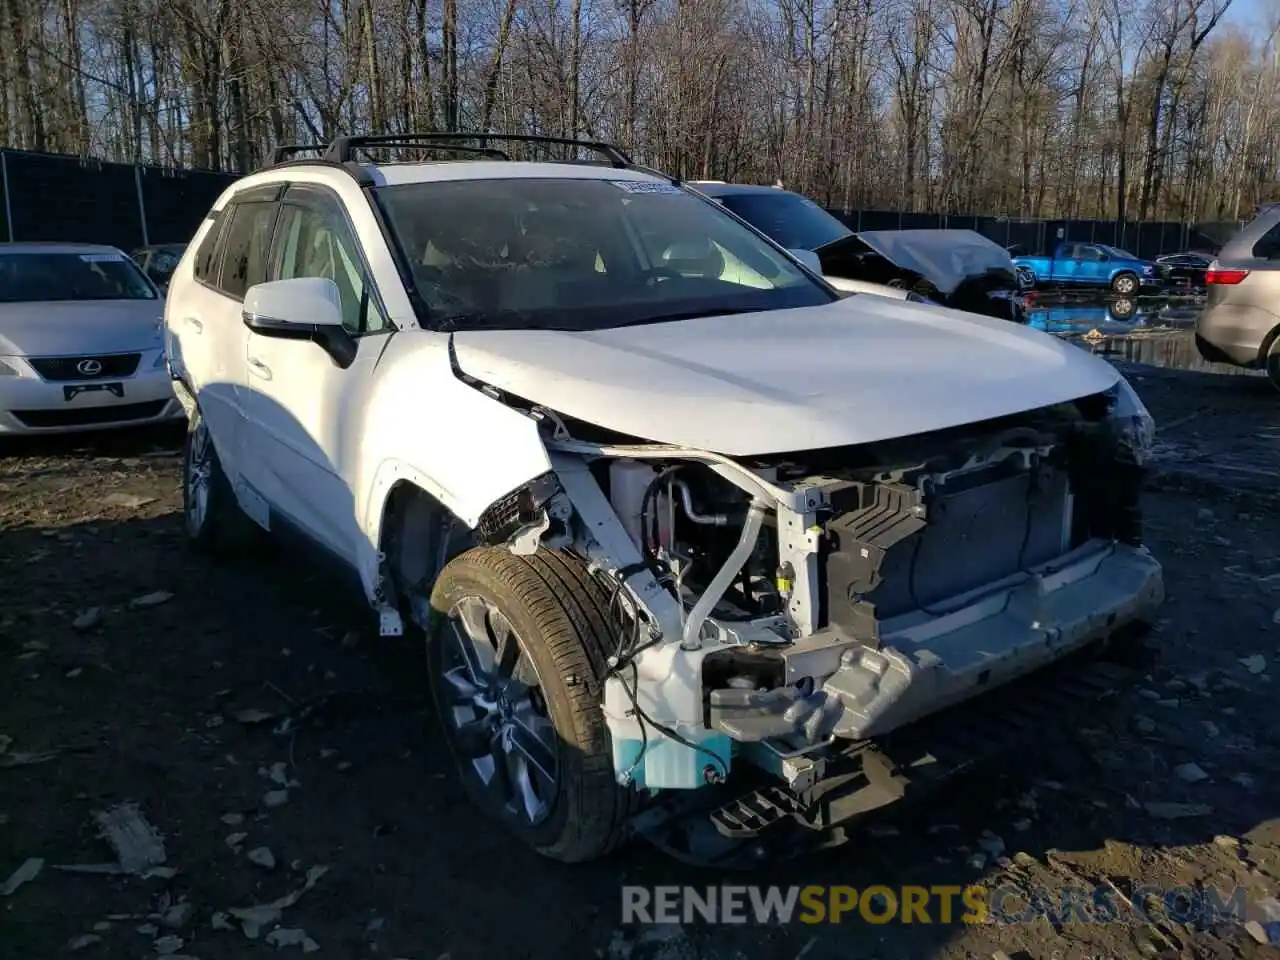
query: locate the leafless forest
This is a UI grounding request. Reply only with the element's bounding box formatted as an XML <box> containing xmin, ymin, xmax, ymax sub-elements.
<box><xmin>0</xmin><ymin>0</ymin><xmax>1275</xmax><ymax>221</ymax></box>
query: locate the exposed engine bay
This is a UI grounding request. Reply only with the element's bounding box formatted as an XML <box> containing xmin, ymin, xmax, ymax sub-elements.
<box><xmin>508</xmin><ymin>382</ymin><xmax>1162</xmax><ymax>800</ymax></box>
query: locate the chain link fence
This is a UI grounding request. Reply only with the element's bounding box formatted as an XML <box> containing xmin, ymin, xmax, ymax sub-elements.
<box><xmin>0</xmin><ymin>147</ymin><xmax>1249</xmax><ymax>259</ymax></box>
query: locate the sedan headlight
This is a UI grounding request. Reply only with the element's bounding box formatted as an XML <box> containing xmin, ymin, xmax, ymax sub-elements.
<box><xmin>1107</xmin><ymin>376</ymin><xmax>1155</xmax><ymax>465</ymax></box>
<box><xmin>0</xmin><ymin>358</ymin><xmax>20</xmax><ymax>377</ymax></box>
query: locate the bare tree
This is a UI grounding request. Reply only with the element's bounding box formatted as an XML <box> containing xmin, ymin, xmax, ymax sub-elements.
<box><xmin>0</xmin><ymin>0</ymin><xmax>1271</xmax><ymax>220</ymax></box>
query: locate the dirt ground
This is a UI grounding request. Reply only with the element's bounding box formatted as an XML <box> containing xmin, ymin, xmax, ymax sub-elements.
<box><xmin>2</xmin><ymin>342</ymin><xmax>1280</xmax><ymax>960</ymax></box>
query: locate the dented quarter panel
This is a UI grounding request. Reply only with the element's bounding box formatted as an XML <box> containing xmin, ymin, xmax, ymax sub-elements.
<box><xmin>353</xmin><ymin>332</ymin><xmax>553</xmax><ymax>598</ymax></box>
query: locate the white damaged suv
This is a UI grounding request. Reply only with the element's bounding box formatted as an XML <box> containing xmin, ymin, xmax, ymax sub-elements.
<box><xmin>165</xmin><ymin>134</ymin><xmax>1163</xmax><ymax>864</ymax></box>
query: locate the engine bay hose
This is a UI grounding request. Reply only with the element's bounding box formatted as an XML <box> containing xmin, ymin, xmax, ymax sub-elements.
<box><xmin>680</xmin><ymin>496</ymin><xmax>769</xmax><ymax>651</ymax></box>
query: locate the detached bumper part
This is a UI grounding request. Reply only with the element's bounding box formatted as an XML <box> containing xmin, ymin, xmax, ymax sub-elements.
<box><xmin>709</xmin><ymin>541</ymin><xmax>1163</xmax><ymax>743</ymax></box>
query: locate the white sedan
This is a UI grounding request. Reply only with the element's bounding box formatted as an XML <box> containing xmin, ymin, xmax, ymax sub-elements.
<box><xmin>0</xmin><ymin>243</ymin><xmax>183</xmax><ymax>434</ymax></box>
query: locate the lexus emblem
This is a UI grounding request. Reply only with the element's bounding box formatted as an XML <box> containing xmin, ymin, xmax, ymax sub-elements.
<box><xmin>76</xmin><ymin>358</ymin><xmax>103</xmax><ymax>376</ymax></box>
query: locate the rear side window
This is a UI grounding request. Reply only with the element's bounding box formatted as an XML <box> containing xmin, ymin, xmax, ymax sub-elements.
<box><xmin>193</xmin><ymin>214</ymin><xmax>225</xmax><ymax>283</ymax></box>
<box><xmin>1251</xmin><ymin>221</ymin><xmax>1280</xmax><ymax>260</ymax></box>
<box><xmin>217</xmin><ymin>201</ymin><xmax>279</xmax><ymax>299</ymax></box>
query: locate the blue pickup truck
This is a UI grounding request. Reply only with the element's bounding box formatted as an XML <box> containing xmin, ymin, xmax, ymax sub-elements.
<box><xmin>1012</xmin><ymin>241</ymin><xmax>1161</xmax><ymax>295</ymax></box>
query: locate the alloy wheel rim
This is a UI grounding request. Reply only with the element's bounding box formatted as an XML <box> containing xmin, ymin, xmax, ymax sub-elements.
<box><xmin>441</xmin><ymin>596</ymin><xmax>559</xmax><ymax>826</ymax></box>
<box><xmin>186</xmin><ymin>420</ymin><xmax>212</xmax><ymax>533</ymax></box>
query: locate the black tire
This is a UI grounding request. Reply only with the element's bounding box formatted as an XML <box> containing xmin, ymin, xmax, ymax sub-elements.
<box><xmin>426</xmin><ymin>547</ymin><xmax>639</xmax><ymax>862</ymax></box>
<box><xmin>1266</xmin><ymin>339</ymin><xmax>1280</xmax><ymax>394</ymax></box>
<box><xmin>1111</xmin><ymin>272</ymin><xmax>1138</xmax><ymax>295</ymax></box>
<box><xmin>182</xmin><ymin>406</ymin><xmax>258</xmax><ymax>554</ymax></box>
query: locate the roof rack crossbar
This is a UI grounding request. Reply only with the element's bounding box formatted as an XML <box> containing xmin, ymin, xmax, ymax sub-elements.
<box><xmin>270</xmin><ymin>144</ymin><xmax>325</xmax><ymax>165</ymax></box>
<box><xmin>344</xmin><ymin>141</ymin><xmax>512</xmax><ymax>161</ymax></box>
<box><xmin>324</xmin><ymin>132</ymin><xmax>632</xmax><ymax>168</ymax></box>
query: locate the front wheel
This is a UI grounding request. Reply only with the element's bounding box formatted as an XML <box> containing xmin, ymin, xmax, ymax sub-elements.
<box><xmin>1111</xmin><ymin>272</ymin><xmax>1139</xmax><ymax>295</ymax></box>
<box><xmin>426</xmin><ymin>547</ymin><xmax>639</xmax><ymax>862</ymax></box>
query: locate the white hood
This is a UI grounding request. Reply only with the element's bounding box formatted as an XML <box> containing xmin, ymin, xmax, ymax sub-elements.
<box><xmin>0</xmin><ymin>300</ymin><xmax>165</xmax><ymax>357</ymax></box>
<box><xmin>451</xmin><ymin>297</ymin><xmax>1120</xmax><ymax>456</ymax></box>
<box><xmin>852</xmin><ymin>229</ymin><xmax>1017</xmax><ymax>295</ymax></box>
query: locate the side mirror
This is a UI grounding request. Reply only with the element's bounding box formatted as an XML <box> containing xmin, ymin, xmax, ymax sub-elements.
<box><xmin>243</xmin><ymin>278</ymin><xmax>355</xmax><ymax>367</ymax></box>
<box><xmin>788</xmin><ymin>248</ymin><xmax>823</xmax><ymax>274</ymax></box>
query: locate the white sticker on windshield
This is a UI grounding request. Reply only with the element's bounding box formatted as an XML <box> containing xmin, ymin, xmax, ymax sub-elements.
<box><xmin>610</xmin><ymin>180</ymin><xmax>683</xmax><ymax>195</ymax></box>
<box><xmin>79</xmin><ymin>253</ymin><xmax>123</xmax><ymax>262</ymax></box>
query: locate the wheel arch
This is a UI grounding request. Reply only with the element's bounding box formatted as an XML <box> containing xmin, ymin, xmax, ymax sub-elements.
<box><xmin>1256</xmin><ymin>320</ymin><xmax>1280</xmax><ymax>367</ymax></box>
<box><xmin>362</xmin><ymin>465</ymin><xmax>562</xmax><ymax>616</ymax></box>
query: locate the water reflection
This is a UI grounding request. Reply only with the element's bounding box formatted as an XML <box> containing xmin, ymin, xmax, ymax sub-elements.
<box><xmin>1022</xmin><ymin>295</ymin><xmax>1260</xmax><ymax>376</ymax></box>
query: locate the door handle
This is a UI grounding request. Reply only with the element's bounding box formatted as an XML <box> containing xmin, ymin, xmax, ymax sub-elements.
<box><xmin>183</xmin><ymin>316</ymin><xmax>203</xmax><ymax>333</ymax></box>
<box><xmin>247</xmin><ymin>357</ymin><xmax>272</xmax><ymax>380</ymax></box>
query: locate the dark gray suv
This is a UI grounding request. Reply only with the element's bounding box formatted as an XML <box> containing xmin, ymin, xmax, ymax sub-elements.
<box><xmin>1195</xmin><ymin>211</ymin><xmax>1280</xmax><ymax>388</ymax></box>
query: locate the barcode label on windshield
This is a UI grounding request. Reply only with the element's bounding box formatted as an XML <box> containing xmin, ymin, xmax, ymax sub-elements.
<box><xmin>610</xmin><ymin>180</ymin><xmax>683</xmax><ymax>195</ymax></box>
<box><xmin>80</xmin><ymin>253</ymin><xmax>123</xmax><ymax>262</ymax></box>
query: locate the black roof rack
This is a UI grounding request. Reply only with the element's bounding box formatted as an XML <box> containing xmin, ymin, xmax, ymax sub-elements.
<box><xmin>342</xmin><ymin>140</ymin><xmax>512</xmax><ymax>162</ymax></box>
<box><xmin>322</xmin><ymin>132</ymin><xmax>632</xmax><ymax>168</ymax></box>
<box><xmin>270</xmin><ymin>144</ymin><xmax>325</xmax><ymax>164</ymax></box>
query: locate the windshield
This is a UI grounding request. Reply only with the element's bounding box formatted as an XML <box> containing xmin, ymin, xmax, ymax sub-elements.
<box><xmin>373</xmin><ymin>177</ymin><xmax>834</xmax><ymax>332</ymax></box>
<box><xmin>0</xmin><ymin>251</ymin><xmax>157</xmax><ymax>303</ymax></box>
<box><xmin>714</xmin><ymin>192</ymin><xmax>853</xmax><ymax>251</ymax></box>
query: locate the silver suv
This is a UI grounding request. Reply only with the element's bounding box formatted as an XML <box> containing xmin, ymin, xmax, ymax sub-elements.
<box><xmin>1195</xmin><ymin>209</ymin><xmax>1280</xmax><ymax>387</ymax></box>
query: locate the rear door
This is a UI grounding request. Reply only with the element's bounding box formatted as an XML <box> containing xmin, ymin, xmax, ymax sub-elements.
<box><xmin>1074</xmin><ymin>244</ymin><xmax>1107</xmax><ymax>283</ymax></box>
<box><xmin>174</xmin><ymin>186</ymin><xmax>282</xmax><ymax>505</ymax></box>
<box><xmin>1051</xmin><ymin>243</ymin><xmax>1083</xmax><ymax>283</ymax></box>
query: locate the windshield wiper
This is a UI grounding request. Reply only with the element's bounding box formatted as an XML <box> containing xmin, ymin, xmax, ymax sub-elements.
<box><xmin>614</xmin><ymin>306</ymin><xmax>760</xmax><ymax>327</ymax></box>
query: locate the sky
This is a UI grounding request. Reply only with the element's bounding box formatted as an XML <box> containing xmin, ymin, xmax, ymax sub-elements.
<box><xmin>1224</xmin><ymin>0</ymin><xmax>1270</xmax><ymax>30</ymax></box>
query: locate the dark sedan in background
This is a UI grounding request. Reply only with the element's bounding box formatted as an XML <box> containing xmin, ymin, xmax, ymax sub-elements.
<box><xmin>1155</xmin><ymin>252</ymin><xmax>1214</xmax><ymax>289</ymax></box>
<box><xmin>689</xmin><ymin>182</ymin><xmax>1025</xmax><ymax>322</ymax></box>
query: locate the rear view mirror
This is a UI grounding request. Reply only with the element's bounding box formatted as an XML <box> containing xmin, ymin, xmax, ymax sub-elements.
<box><xmin>242</xmin><ymin>277</ymin><xmax>355</xmax><ymax>368</ymax></box>
<box><xmin>243</xmin><ymin>277</ymin><xmax>345</xmax><ymax>331</ymax></box>
<box><xmin>788</xmin><ymin>248</ymin><xmax>823</xmax><ymax>274</ymax></box>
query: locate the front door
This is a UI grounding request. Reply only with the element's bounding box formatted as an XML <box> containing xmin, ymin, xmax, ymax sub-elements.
<box><xmin>237</xmin><ymin>184</ymin><xmax>394</xmax><ymax>563</ymax></box>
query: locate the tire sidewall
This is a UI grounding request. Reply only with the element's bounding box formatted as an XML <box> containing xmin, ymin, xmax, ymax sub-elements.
<box><xmin>183</xmin><ymin>407</ymin><xmax>249</xmax><ymax>550</ymax></box>
<box><xmin>1266</xmin><ymin>341</ymin><xmax>1280</xmax><ymax>394</ymax></box>
<box><xmin>426</xmin><ymin>556</ymin><xmax>604</xmax><ymax>853</ymax></box>
<box><xmin>182</xmin><ymin>411</ymin><xmax>212</xmax><ymax>542</ymax></box>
